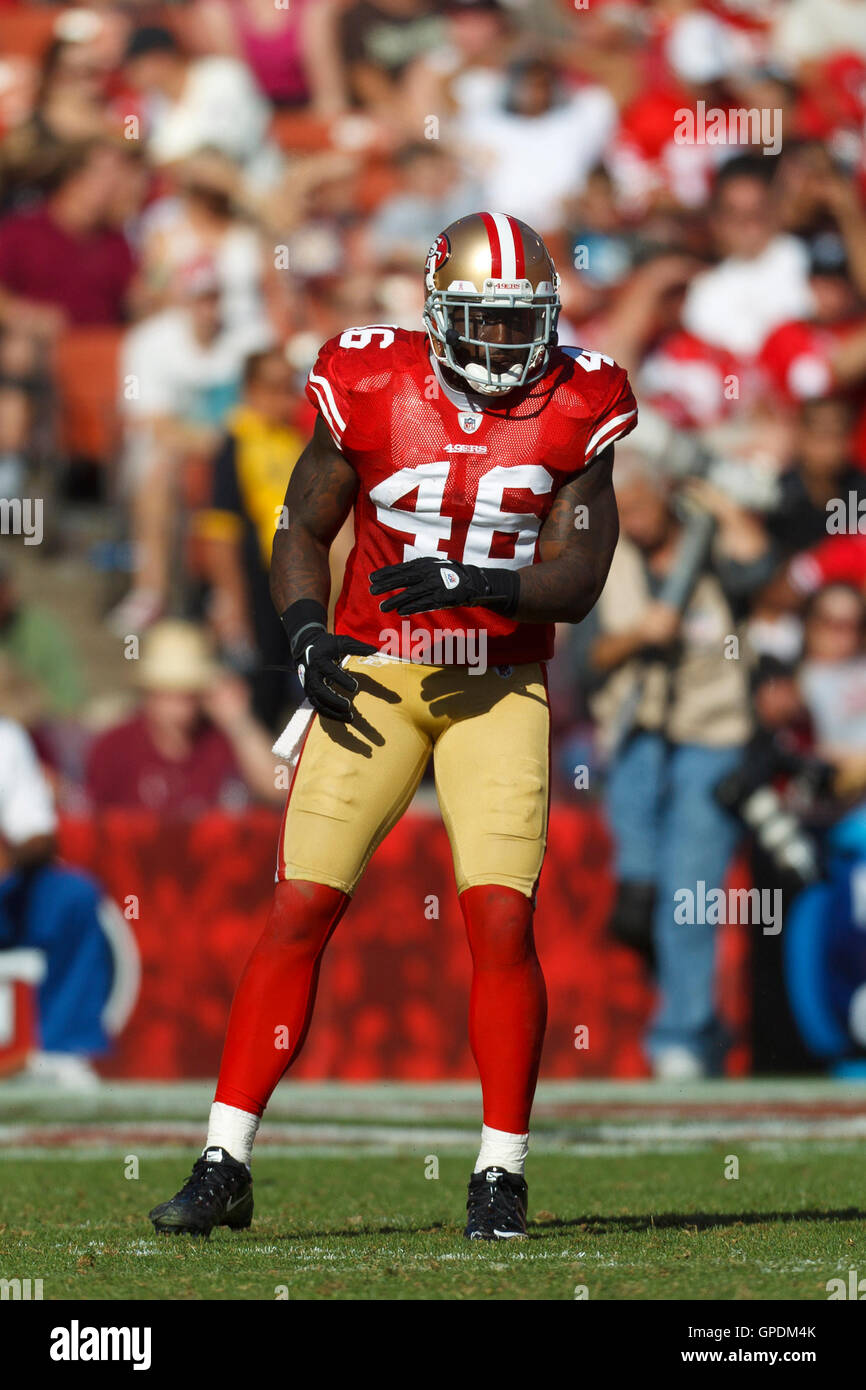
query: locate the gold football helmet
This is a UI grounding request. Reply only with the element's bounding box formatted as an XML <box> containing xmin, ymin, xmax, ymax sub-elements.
<box><xmin>423</xmin><ymin>211</ymin><xmax>560</xmax><ymax>395</ymax></box>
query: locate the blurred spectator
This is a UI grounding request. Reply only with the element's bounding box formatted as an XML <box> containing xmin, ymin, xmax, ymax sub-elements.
<box><xmin>263</xmin><ymin>150</ymin><xmax>367</xmax><ymax>288</ymax></box>
<box><xmin>122</xmin><ymin>25</ymin><xmax>282</xmax><ymax>191</ymax></box>
<box><xmin>772</xmin><ymin>0</ymin><xmax>866</xmax><ymax>69</ymax></box>
<box><xmin>586</xmin><ymin>454</ymin><xmax>764</xmax><ymax>1077</ymax></box>
<box><xmin>114</xmin><ymin>256</ymin><xmax>272</xmax><ymax>634</ymax></box>
<box><xmin>366</xmin><ymin>141</ymin><xmax>480</xmax><ymax>267</ymax></box>
<box><xmin>0</xmin><ymin>138</ymin><xmax>138</xmax><ymax>494</ymax></box>
<box><xmin>135</xmin><ymin>153</ymin><xmax>268</xmax><ymax>332</ymax></box>
<box><xmin>0</xmin><ymin>28</ymin><xmax>119</xmax><ymax>210</ymax></box>
<box><xmin>402</xmin><ymin>0</ymin><xmax>512</xmax><ymax>133</ymax></box>
<box><xmin>0</xmin><ymin>139</ymin><xmax>136</xmax><ymax>330</ymax></box>
<box><xmin>85</xmin><ymin>619</ymin><xmax>282</xmax><ymax>812</ymax></box>
<box><xmin>195</xmin><ymin>348</ymin><xmax>314</xmax><ymax>728</ymax></box>
<box><xmin>0</xmin><ymin>559</ymin><xmax>86</xmax><ymax>725</ymax></box>
<box><xmin>638</xmin><ymin>319</ymin><xmax>741</xmax><ymax>430</ymax></box>
<box><xmin>565</xmin><ymin>164</ymin><xmax>636</xmax><ymax>297</ymax></box>
<box><xmin>561</xmin><ymin>185</ymin><xmax>703</xmax><ymax>387</ymax></box>
<box><xmin>783</xmin><ymin>804</ymin><xmax>866</xmax><ymax>1072</ymax></box>
<box><xmin>773</xmin><ymin>532</ymin><xmax>866</xmax><ymax>628</ymax></box>
<box><xmin>799</xmin><ymin>584</ymin><xmax>866</xmax><ymax>767</ymax></box>
<box><xmin>682</xmin><ymin>156</ymin><xmax>813</xmax><ymax>358</ymax></box>
<box><xmin>0</xmin><ymin>323</ymin><xmax>38</xmax><ymax>497</ymax></box>
<box><xmin>0</xmin><ymin>717</ymin><xmax>135</xmax><ymax>1086</ymax></box>
<box><xmin>750</xmin><ymin>653</ymin><xmax>814</xmax><ymax>754</ymax></box>
<box><xmin>337</xmin><ymin>0</ymin><xmax>444</xmax><ymax>115</ymax></box>
<box><xmin>759</xmin><ymin>232</ymin><xmax>866</xmax><ymax>413</ymax></box>
<box><xmin>765</xmin><ymin>397</ymin><xmax>866</xmax><ymax>559</ymax></box>
<box><xmin>721</xmin><ymin>651</ymin><xmax>831</xmax><ymax>1074</ymax></box>
<box><xmin>189</xmin><ymin>0</ymin><xmax>319</xmax><ymax>109</ymax></box>
<box><xmin>458</xmin><ymin>56</ymin><xmax>617</xmax><ymax>232</ymax></box>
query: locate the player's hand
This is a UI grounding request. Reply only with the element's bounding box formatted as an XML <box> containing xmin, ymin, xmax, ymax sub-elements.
<box><xmin>297</xmin><ymin>630</ymin><xmax>378</xmax><ymax>723</ymax></box>
<box><xmin>370</xmin><ymin>557</ymin><xmax>517</xmax><ymax>616</ymax></box>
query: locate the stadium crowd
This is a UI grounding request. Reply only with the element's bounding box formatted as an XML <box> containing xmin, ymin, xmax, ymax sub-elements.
<box><xmin>1</xmin><ymin>0</ymin><xmax>866</xmax><ymax>1077</ymax></box>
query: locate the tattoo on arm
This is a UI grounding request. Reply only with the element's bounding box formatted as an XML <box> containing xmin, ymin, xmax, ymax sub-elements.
<box><xmin>270</xmin><ymin>414</ymin><xmax>359</xmax><ymax>615</ymax></box>
<box><xmin>516</xmin><ymin>446</ymin><xmax>619</xmax><ymax>624</ymax></box>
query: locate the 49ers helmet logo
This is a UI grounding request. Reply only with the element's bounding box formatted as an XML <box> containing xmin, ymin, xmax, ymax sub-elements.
<box><xmin>426</xmin><ymin>233</ymin><xmax>451</xmax><ymax>278</ymax></box>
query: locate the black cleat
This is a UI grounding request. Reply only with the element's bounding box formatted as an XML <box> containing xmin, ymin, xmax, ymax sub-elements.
<box><xmin>464</xmin><ymin>1166</ymin><xmax>528</xmax><ymax>1240</ymax></box>
<box><xmin>149</xmin><ymin>1146</ymin><xmax>253</xmax><ymax>1237</ymax></box>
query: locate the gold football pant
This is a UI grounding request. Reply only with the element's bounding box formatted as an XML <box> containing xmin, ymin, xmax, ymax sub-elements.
<box><xmin>277</xmin><ymin>656</ymin><xmax>550</xmax><ymax>898</ymax></box>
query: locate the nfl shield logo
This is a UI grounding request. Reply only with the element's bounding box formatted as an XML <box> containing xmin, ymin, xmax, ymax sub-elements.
<box><xmin>458</xmin><ymin>410</ymin><xmax>482</xmax><ymax>434</ymax></box>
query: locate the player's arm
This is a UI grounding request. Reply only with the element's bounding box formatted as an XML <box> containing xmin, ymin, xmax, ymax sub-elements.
<box><xmin>370</xmin><ymin>446</ymin><xmax>619</xmax><ymax>626</ymax></box>
<box><xmin>271</xmin><ymin>413</ymin><xmax>376</xmax><ymax>722</ymax></box>
<box><xmin>270</xmin><ymin>413</ymin><xmax>357</xmax><ymax>616</ymax></box>
<box><xmin>513</xmin><ymin>445</ymin><xmax>618</xmax><ymax>623</ymax></box>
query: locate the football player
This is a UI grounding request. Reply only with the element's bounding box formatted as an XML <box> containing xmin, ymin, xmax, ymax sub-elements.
<box><xmin>150</xmin><ymin>212</ymin><xmax>637</xmax><ymax>1240</ymax></box>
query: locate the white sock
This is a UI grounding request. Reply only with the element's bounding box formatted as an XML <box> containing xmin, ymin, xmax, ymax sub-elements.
<box><xmin>474</xmin><ymin>1124</ymin><xmax>529</xmax><ymax>1177</ymax></box>
<box><xmin>205</xmin><ymin>1101</ymin><xmax>259</xmax><ymax>1168</ymax></box>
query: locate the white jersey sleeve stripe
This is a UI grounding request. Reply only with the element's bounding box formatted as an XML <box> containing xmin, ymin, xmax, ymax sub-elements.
<box><xmin>308</xmin><ymin>370</ymin><xmax>347</xmax><ymax>432</ymax></box>
<box><xmin>308</xmin><ymin>379</ymin><xmax>343</xmax><ymax>445</ymax></box>
<box><xmin>585</xmin><ymin>408</ymin><xmax>637</xmax><ymax>461</ymax></box>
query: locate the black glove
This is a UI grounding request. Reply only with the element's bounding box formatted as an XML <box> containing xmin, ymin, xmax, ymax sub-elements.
<box><xmin>370</xmin><ymin>557</ymin><xmax>519</xmax><ymax>618</ymax></box>
<box><xmin>281</xmin><ymin>600</ymin><xmax>377</xmax><ymax>722</ymax></box>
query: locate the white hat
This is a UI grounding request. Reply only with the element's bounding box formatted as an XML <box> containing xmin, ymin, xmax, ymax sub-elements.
<box><xmin>136</xmin><ymin>620</ymin><xmax>219</xmax><ymax>693</ymax></box>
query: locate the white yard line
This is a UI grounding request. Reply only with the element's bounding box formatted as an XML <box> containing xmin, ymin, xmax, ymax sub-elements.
<box><xmin>3</xmin><ymin>1076</ymin><xmax>866</xmax><ymax>1123</ymax></box>
<box><xmin>2</xmin><ymin>1112</ymin><xmax>866</xmax><ymax>1160</ymax></box>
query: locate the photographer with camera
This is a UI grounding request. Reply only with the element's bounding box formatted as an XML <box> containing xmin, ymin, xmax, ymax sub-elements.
<box><xmin>586</xmin><ymin>449</ymin><xmax>775</xmax><ymax>1079</ymax></box>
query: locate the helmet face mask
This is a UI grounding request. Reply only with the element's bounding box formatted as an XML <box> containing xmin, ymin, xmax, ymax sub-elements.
<box><xmin>422</xmin><ymin>213</ymin><xmax>561</xmax><ymax>396</ymax></box>
<box><xmin>426</xmin><ymin>294</ymin><xmax>559</xmax><ymax>395</ymax></box>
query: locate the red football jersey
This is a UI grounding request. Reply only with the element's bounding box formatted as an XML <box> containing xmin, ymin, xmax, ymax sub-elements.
<box><xmin>306</xmin><ymin>325</ymin><xmax>637</xmax><ymax>664</ymax></box>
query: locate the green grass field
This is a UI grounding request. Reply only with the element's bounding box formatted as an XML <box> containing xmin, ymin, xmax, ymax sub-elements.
<box><xmin>1</xmin><ymin>1080</ymin><xmax>865</xmax><ymax>1300</ymax></box>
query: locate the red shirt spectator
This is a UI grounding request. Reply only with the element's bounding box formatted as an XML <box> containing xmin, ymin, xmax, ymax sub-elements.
<box><xmin>0</xmin><ymin>141</ymin><xmax>135</xmax><ymax>326</ymax></box>
<box><xmin>0</xmin><ymin>204</ymin><xmax>134</xmax><ymax>325</ymax></box>
<box><xmin>85</xmin><ymin>712</ymin><xmax>246</xmax><ymax>815</ymax></box>
<box><xmin>84</xmin><ymin>621</ymin><xmax>281</xmax><ymax>815</ymax></box>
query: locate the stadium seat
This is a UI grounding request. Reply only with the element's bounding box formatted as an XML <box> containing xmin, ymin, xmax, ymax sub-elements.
<box><xmin>0</xmin><ymin>7</ymin><xmax>63</xmax><ymax>61</ymax></box>
<box><xmin>270</xmin><ymin>111</ymin><xmax>333</xmax><ymax>153</ymax></box>
<box><xmin>355</xmin><ymin>158</ymin><xmax>401</xmax><ymax>214</ymax></box>
<box><xmin>55</xmin><ymin>325</ymin><xmax>123</xmax><ymax>465</ymax></box>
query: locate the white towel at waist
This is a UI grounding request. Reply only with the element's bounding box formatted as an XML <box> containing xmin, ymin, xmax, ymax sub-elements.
<box><xmin>271</xmin><ymin>650</ymin><xmax>405</xmax><ymax>768</ymax></box>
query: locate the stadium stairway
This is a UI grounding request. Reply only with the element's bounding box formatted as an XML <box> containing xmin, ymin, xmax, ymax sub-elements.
<box><xmin>9</xmin><ymin>507</ymin><xmax>136</xmax><ymax>718</ymax></box>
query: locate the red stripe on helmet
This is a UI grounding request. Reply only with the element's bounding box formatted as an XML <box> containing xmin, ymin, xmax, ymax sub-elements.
<box><xmin>479</xmin><ymin>211</ymin><xmax>502</xmax><ymax>279</ymax></box>
<box><xmin>505</xmin><ymin>215</ymin><xmax>525</xmax><ymax>278</ymax></box>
